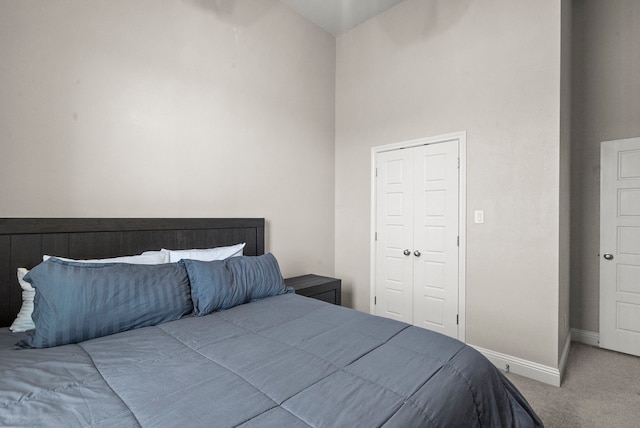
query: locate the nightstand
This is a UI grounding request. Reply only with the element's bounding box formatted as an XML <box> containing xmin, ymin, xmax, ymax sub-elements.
<box><xmin>284</xmin><ymin>274</ymin><xmax>342</xmax><ymax>306</ymax></box>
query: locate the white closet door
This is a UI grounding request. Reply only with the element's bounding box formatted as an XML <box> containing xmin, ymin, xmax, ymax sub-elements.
<box><xmin>600</xmin><ymin>137</ymin><xmax>640</xmax><ymax>356</ymax></box>
<box><xmin>374</xmin><ymin>149</ymin><xmax>414</xmax><ymax>323</ymax></box>
<box><xmin>412</xmin><ymin>141</ymin><xmax>459</xmax><ymax>338</ymax></box>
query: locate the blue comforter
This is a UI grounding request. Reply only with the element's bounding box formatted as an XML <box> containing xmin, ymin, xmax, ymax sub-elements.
<box><xmin>0</xmin><ymin>294</ymin><xmax>542</xmax><ymax>427</ymax></box>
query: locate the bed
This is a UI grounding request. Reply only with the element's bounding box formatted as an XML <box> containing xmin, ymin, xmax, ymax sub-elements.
<box><xmin>0</xmin><ymin>218</ymin><xmax>542</xmax><ymax>427</ymax></box>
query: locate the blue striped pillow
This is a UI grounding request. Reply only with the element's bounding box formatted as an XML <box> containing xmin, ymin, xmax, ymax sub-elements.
<box><xmin>18</xmin><ymin>258</ymin><xmax>193</xmax><ymax>349</ymax></box>
<box><xmin>182</xmin><ymin>253</ymin><xmax>288</xmax><ymax>316</ymax></box>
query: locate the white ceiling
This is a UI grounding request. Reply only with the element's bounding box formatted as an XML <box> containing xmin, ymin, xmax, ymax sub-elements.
<box><xmin>280</xmin><ymin>0</ymin><xmax>406</xmax><ymax>36</ymax></box>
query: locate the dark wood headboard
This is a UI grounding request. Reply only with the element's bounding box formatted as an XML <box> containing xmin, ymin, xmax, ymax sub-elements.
<box><xmin>0</xmin><ymin>218</ymin><xmax>265</xmax><ymax>328</ymax></box>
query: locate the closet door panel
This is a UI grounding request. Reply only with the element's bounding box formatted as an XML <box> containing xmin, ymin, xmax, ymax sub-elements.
<box><xmin>412</xmin><ymin>141</ymin><xmax>459</xmax><ymax>338</ymax></box>
<box><xmin>375</xmin><ymin>149</ymin><xmax>414</xmax><ymax>323</ymax></box>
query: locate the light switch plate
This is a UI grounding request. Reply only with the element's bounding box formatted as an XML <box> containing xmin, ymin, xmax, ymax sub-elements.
<box><xmin>474</xmin><ymin>210</ymin><xmax>484</xmax><ymax>224</ymax></box>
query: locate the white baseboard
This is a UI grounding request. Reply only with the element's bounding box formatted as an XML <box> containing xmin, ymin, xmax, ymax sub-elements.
<box><xmin>571</xmin><ymin>328</ymin><xmax>599</xmax><ymax>346</ymax></box>
<box><xmin>558</xmin><ymin>331</ymin><xmax>572</xmax><ymax>383</ymax></box>
<box><xmin>470</xmin><ymin>345</ymin><xmax>562</xmax><ymax>387</ymax></box>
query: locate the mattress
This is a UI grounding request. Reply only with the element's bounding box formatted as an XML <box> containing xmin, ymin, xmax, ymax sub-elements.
<box><xmin>0</xmin><ymin>293</ymin><xmax>542</xmax><ymax>427</ymax></box>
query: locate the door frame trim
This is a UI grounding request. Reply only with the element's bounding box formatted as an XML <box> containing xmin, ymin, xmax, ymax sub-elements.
<box><xmin>370</xmin><ymin>131</ymin><xmax>467</xmax><ymax>342</ymax></box>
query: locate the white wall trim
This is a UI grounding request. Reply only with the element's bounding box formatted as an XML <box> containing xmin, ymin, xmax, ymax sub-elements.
<box><xmin>471</xmin><ymin>345</ymin><xmax>562</xmax><ymax>387</ymax></box>
<box><xmin>571</xmin><ymin>328</ymin><xmax>599</xmax><ymax>346</ymax></box>
<box><xmin>458</xmin><ymin>135</ymin><xmax>467</xmax><ymax>343</ymax></box>
<box><xmin>370</xmin><ymin>131</ymin><xmax>467</xmax><ymax>342</ymax></box>
<box><xmin>558</xmin><ymin>330</ymin><xmax>572</xmax><ymax>383</ymax></box>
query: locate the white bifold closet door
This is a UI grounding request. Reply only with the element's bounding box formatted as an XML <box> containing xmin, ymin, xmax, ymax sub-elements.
<box><xmin>375</xmin><ymin>140</ymin><xmax>459</xmax><ymax>339</ymax></box>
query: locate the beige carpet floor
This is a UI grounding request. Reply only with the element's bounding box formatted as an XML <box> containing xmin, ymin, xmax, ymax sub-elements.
<box><xmin>506</xmin><ymin>342</ymin><xmax>640</xmax><ymax>427</ymax></box>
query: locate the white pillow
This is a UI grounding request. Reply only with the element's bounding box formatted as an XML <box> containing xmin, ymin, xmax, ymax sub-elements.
<box><xmin>42</xmin><ymin>250</ymin><xmax>169</xmax><ymax>264</ymax></box>
<box><xmin>165</xmin><ymin>242</ymin><xmax>246</xmax><ymax>262</ymax></box>
<box><xmin>9</xmin><ymin>268</ymin><xmax>35</xmax><ymax>332</ymax></box>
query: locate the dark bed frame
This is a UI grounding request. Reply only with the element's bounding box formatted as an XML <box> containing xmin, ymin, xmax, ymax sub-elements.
<box><xmin>0</xmin><ymin>218</ymin><xmax>265</xmax><ymax>328</ymax></box>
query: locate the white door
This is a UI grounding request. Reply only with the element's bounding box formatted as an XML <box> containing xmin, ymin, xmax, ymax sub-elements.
<box><xmin>412</xmin><ymin>141</ymin><xmax>459</xmax><ymax>338</ymax></box>
<box><xmin>600</xmin><ymin>137</ymin><xmax>640</xmax><ymax>356</ymax></box>
<box><xmin>374</xmin><ymin>140</ymin><xmax>460</xmax><ymax>338</ymax></box>
<box><xmin>374</xmin><ymin>149</ymin><xmax>414</xmax><ymax>323</ymax></box>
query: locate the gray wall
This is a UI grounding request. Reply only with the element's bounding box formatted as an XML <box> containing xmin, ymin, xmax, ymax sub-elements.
<box><xmin>571</xmin><ymin>0</ymin><xmax>640</xmax><ymax>334</ymax></box>
<box><xmin>335</xmin><ymin>0</ymin><xmax>566</xmax><ymax>368</ymax></box>
<box><xmin>0</xmin><ymin>0</ymin><xmax>337</xmax><ymax>279</ymax></box>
